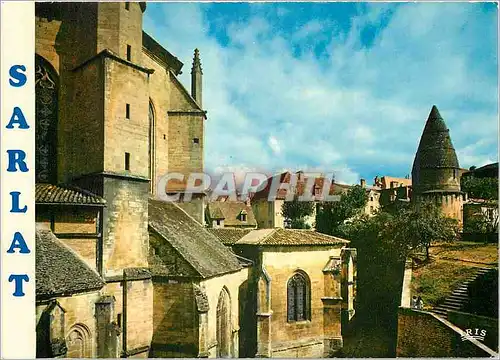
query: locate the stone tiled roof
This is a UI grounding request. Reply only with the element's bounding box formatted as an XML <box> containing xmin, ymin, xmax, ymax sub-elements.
<box><xmin>412</xmin><ymin>106</ymin><xmax>460</xmax><ymax>171</ymax></box>
<box><xmin>226</xmin><ymin>228</ymin><xmax>349</xmax><ymax>247</ymax></box>
<box><xmin>36</xmin><ymin>183</ymin><xmax>105</xmax><ymax>205</ymax></box>
<box><xmin>207</xmin><ymin>202</ymin><xmax>257</xmax><ymax>227</ymax></box>
<box><xmin>207</xmin><ymin>228</ymin><xmax>253</xmax><ymax>245</ymax></box>
<box><xmin>36</xmin><ymin>228</ymin><xmax>104</xmax><ymax>299</ymax></box>
<box><xmin>148</xmin><ymin>199</ymin><xmax>242</xmax><ymax>279</ymax></box>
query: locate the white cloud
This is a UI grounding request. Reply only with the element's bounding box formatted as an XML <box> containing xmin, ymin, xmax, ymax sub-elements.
<box><xmin>144</xmin><ymin>3</ymin><xmax>498</xmax><ymax>186</ymax></box>
<box><xmin>268</xmin><ymin>136</ymin><xmax>281</xmax><ymax>155</ymax></box>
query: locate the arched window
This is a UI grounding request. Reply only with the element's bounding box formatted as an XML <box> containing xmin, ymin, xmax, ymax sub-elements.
<box><xmin>66</xmin><ymin>324</ymin><xmax>91</xmax><ymax>358</ymax></box>
<box><xmin>287</xmin><ymin>271</ymin><xmax>311</xmax><ymax>322</ymax></box>
<box><xmin>35</xmin><ymin>54</ymin><xmax>58</xmax><ymax>183</ymax></box>
<box><xmin>216</xmin><ymin>287</ymin><xmax>232</xmax><ymax>358</ymax></box>
<box><xmin>148</xmin><ymin>101</ymin><xmax>156</xmax><ymax>193</ymax></box>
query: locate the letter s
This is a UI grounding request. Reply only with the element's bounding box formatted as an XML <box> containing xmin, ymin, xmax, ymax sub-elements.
<box><xmin>9</xmin><ymin>65</ymin><xmax>27</xmax><ymax>87</ymax></box>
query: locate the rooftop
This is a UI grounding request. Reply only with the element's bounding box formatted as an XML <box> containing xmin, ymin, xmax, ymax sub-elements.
<box><xmin>206</xmin><ymin>201</ymin><xmax>257</xmax><ymax>227</ymax></box>
<box><xmin>209</xmin><ymin>228</ymin><xmax>350</xmax><ymax>247</ymax></box>
<box><xmin>36</xmin><ymin>183</ymin><xmax>106</xmax><ymax>206</ymax></box>
<box><xmin>36</xmin><ymin>228</ymin><xmax>105</xmax><ymax>299</ymax></box>
<box><xmin>148</xmin><ymin>199</ymin><xmax>242</xmax><ymax>279</ymax></box>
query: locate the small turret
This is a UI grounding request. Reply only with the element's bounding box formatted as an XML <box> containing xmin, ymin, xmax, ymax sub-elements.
<box><xmin>191</xmin><ymin>48</ymin><xmax>203</xmax><ymax>108</ymax></box>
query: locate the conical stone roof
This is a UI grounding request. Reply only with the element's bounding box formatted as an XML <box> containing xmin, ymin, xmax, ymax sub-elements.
<box><xmin>412</xmin><ymin>106</ymin><xmax>461</xmax><ymax>193</ymax></box>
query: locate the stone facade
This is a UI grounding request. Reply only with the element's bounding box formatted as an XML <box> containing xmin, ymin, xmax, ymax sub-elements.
<box><xmin>35</xmin><ymin>2</ymin><xmax>206</xmax><ymax>358</ymax></box>
<box><xmin>224</xmin><ymin>229</ymin><xmax>357</xmax><ymax>358</ymax></box>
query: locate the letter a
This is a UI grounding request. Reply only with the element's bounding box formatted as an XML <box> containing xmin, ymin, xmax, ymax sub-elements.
<box><xmin>6</xmin><ymin>107</ymin><xmax>29</xmax><ymax>129</ymax></box>
<box><xmin>6</xmin><ymin>232</ymin><xmax>30</xmax><ymax>254</ymax></box>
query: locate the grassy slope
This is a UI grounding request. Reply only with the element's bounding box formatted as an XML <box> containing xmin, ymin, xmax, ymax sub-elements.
<box><xmin>411</xmin><ymin>241</ymin><xmax>498</xmax><ymax>308</ymax></box>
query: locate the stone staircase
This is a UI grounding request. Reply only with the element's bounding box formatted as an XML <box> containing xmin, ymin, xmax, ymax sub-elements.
<box><xmin>432</xmin><ymin>267</ymin><xmax>493</xmax><ymax>318</ymax></box>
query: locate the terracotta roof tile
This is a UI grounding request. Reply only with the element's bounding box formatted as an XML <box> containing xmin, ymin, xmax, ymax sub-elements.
<box><xmin>36</xmin><ymin>183</ymin><xmax>105</xmax><ymax>205</ymax></box>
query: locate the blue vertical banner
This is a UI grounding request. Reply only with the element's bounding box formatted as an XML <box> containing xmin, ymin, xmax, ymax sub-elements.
<box><xmin>1</xmin><ymin>1</ymin><xmax>36</xmax><ymax>358</ymax></box>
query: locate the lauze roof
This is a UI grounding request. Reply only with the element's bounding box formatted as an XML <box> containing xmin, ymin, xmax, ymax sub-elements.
<box><xmin>209</xmin><ymin>228</ymin><xmax>350</xmax><ymax>247</ymax></box>
<box><xmin>36</xmin><ymin>228</ymin><xmax>104</xmax><ymax>300</ymax></box>
<box><xmin>148</xmin><ymin>199</ymin><xmax>242</xmax><ymax>279</ymax></box>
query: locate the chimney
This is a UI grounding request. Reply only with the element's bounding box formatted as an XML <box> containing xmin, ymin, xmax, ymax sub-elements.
<box><xmin>360</xmin><ymin>178</ymin><xmax>366</xmax><ymax>188</ymax></box>
<box><xmin>191</xmin><ymin>48</ymin><xmax>203</xmax><ymax>107</ymax></box>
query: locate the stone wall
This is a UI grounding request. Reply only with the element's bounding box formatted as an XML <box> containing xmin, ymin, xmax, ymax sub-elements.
<box><xmin>36</xmin><ymin>291</ymin><xmax>102</xmax><ymax>358</ymax></box>
<box><xmin>102</xmin><ymin>178</ymin><xmax>149</xmax><ymax>276</ymax></box>
<box><xmin>397</xmin><ymin>307</ymin><xmax>497</xmax><ymax>357</ymax></box>
<box><xmin>103</xmin><ymin>59</ymin><xmax>149</xmax><ymax>177</ymax></box>
<box><xmin>151</xmin><ymin>281</ymin><xmax>199</xmax><ymax>357</ymax></box>
<box><xmin>262</xmin><ymin>246</ymin><xmax>344</xmax><ymax>357</ymax></box>
<box><xmin>200</xmin><ymin>268</ymin><xmax>250</xmax><ymax>358</ymax></box>
<box><xmin>35</xmin><ymin>206</ymin><xmax>100</xmax><ymax>271</ymax></box>
<box><xmin>66</xmin><ymin>57</ymin><xmax>105</xmax><ymax>181</ymax></box>
<box><xmin>141</xmin><ymin>51</ymin><xmax>170</xmax><ymax>194</ymax></box>
<box><xmin>447</xmin><ymin>310</ymin><xmax>498</xmax><ymax>352</ymax></box>
<box><xmin>167</xmin><ymin>113</ymin><xmax>204</xmax><ymax>176</ymax></box>
<box><xmin>252</xmin><ymin>200</ymin><xmax>285</xmax><ymax>229</ymax></box>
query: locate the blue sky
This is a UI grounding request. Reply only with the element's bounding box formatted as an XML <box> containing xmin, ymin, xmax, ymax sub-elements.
<box><xmin>144</xmin><ymin>2</ymin><xmax>498</xmax><ymax>185</ymax></box>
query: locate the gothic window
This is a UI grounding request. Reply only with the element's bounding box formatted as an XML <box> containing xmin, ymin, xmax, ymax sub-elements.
<box><xmin>216</xmin><ymin>288</ymin><xmax>231</xmax><ymax>358</ymax></box>
<box><xmin>66</xmin><ymin>324</ymin><xmax>91</xmax><ymax>358</ymax></box>
<box><xmin>287</xmin><ymin>271</ymin><xmax>311</xmax><ymax>322</ymax></box>
<box><xmin>35</xmin><ymin>55</ymin><xmax>58</xmax><ymax>183</ymax></box>
<box><xmin>148</xmin><ymin>101</ymin><xmax>156</xmax><ymax>193</ymax></box>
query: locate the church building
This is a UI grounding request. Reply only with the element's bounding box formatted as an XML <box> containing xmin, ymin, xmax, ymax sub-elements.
<box><xmin>33</xmin><ymin>2</ymin><xmax>357</xmax><ymax>358</ymax></box>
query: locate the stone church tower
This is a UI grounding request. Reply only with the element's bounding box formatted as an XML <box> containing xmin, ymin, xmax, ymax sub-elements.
<box><xmin>411</xmin><ymin>105</ymin><xmax>463</xmax><ymax>224</ymax></box>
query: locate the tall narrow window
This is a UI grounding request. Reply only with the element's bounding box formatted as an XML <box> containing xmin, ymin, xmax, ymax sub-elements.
<box><xmin>125</xmin><ymin>103</ymin><xmax>130</xmax><ymax>119</ymax></box>
<box><xmin>287</xmin><ymin>271</ymin><xmax>311</xmax><ymax>322</ymax></box>
<box><xmin>125</xmin><ymin>2</ymin><xmax>130</xmax><ymax>10</ymax></box>
<box><xmin>125</xmin><ymin>152</ymin><xmax>130</xmax><ymax>171</ymax></box>
<box><xmin>148</xmin><ymin>101</ymin><xmax>155</xmax><ymax>193</ymax></box>
<box><xmin>126</xmin><ymin>45</ymin><xmax>131</xmax><ymax>61</ymax></box>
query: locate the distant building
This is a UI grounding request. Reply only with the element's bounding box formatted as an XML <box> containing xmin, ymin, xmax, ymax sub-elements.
<box><xmin>411</xmin><ymin>105</ymin><xmax>465</xmax><ymax>225</ymax></box>
<box><xmin>360</xmin><ymin>178</ymin><xmax>381</xmax><ymax>216</ymax></box>
<box><xmin>251</xmin><ymin>172</ymin><xmax>349</xmax><ymax>229</ymax></box>
<box><xmin>374</xmin><ymin>176</ymin><xmax>412</xmax><ymax>190</ymax></box>
<box><xmin>462</xmin><ymin>162</ymin><xmax>499</xmax><ymax>179</ymax></box>
<box><xmin>206</xmin><ymin>200</ymin><xmax>257</xmax><ymax>229</ymax></box>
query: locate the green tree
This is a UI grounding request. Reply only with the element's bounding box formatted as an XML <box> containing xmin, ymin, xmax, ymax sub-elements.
<box><xmin>315</xmin><ymin>185</ymin><xmax>368</xmax><ymax>237</ymax></box>
<box><xmin>343</xmin><ymin>200</ymin><xmax>459</xmax><ymax>261</ymax></box>
<box><xmin>464</xmin><ymin>208</ymin><xmax>499</xmax><ymax>234</ymax></box>
<box><xmin>461</xmin><ymin>176</ymin><xmax>498</xmax><ymax>200</ymax></box>
<box><xmin>281</xmin><ymin>198</ymin><xmax>314</xmax><ymax>229</ymax></box>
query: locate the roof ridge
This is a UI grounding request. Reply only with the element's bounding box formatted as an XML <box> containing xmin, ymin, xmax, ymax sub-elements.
<box><xmin>280</xmin><ymin>228</ymin><xmax>350</xmax><ymax>242</ymax></box>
